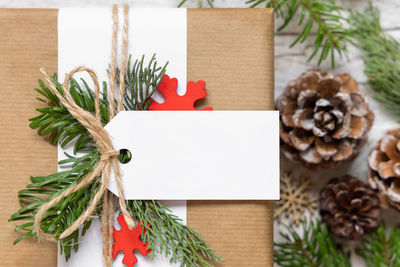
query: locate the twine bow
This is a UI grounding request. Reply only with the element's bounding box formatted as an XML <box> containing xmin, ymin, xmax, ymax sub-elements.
<box><xmin>34</xmin><ymin>5</ymin><xmax>132</xmax><ymax>267</ymax></box>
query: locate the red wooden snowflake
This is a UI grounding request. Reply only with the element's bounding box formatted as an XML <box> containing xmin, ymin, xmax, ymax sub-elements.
<box><xmin>149</xmin><ymin>74</ymin><xmax>213</xmax><ymax>111</ymax></box>
<box><xmin>113</xmin><ymin>215</ymin><xmax>151</xmax><ymax>267</ymax></box>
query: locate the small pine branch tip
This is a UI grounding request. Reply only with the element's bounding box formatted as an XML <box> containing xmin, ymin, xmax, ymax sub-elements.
<box><xmin>356</xmin><ymin>224</ymin><xmax>400</xmax><ymax>267</ymax></box>
<box><xmin>350</xmin><ymin>5</ymin><xmax>400</xmax><ymax>121</ymax></box>
<box><xmin>120</xmin><ymin>54</ymin><xmax>168</xmax><ymax>111</ymax></box>
<box><xmin>247</xmin><ymin>0</ymin><xmax>351</xmax><ymax>67</ymax></box>
<box><xmin>274</xmin><ymin>220</ymin><xmax>351</xmax><ymax>267</ymax></box>
<box><xmin>178</xmin><ymin>0</ymin><xmax>214</xmax><ymax>8</ymax></box>
<box><xmin>127</xmin><ymin>200</ymin><xmax>223</xmax><ymax>266</ymax></box>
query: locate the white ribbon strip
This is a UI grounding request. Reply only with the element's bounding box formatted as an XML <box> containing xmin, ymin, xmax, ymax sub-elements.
<box><xmin>57</xmin><ymin>8</ymin><xmax>187</xmax><ymax>267</ymax></box>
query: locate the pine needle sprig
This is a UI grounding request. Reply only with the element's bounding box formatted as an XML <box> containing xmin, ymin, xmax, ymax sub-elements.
<box><xmin>29</xmin><ymin>73</ymin><xmax>110</xmax><ymax>153</ymax></box>
<box><xmin>349</xmin><ymin>5</ymin><xmax>400</xmax><ymax>120</ymax></box>
<box><xmin>274</xmin><ymin>220</ymin><xmax>351</xmax><ymax>267</ymax></box>
<box><xmin>121</xmin><ymin>54</ymin><xmax>168</xmax><ymax>111</ymax></box>
<box><xmin>246</xmin><ymin>0</ymin><xmax>351</xmax><ymax>67</ymax></box>
<box><xmin>177</xmin><ymin>0</ymin><xmax>214</xmax><ymax>8</ymax></box>
<box><xmin>127</xmin><ymin>200</ymin><xmax>223</xmax><ymax>266</ymax></box>
<box><xmin>10</xmin><ymin>54</ymin><xmax>221</xmax><ymax>265</ymax></box>
<box><xmin>9</xmin><ymin>150</ymin><xmax>101</xmax><ymax>261</ymax></box>
<box><xmin>356</xmin><ymin>224</ymin><xmax>400</xmax><ymax>267</ymax></box>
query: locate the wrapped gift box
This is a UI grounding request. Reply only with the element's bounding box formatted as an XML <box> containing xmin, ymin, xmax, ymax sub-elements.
<box><xmin>0</xmin><ymin>8</ymin><xmax>274</xmax><ymax>266</ymax></box>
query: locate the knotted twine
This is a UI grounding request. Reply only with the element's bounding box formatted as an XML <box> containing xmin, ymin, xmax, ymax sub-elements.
<box><xmin>34</xmin><ymin>5</ymin><xmax>133</xmax><ymax>267</ymax></box>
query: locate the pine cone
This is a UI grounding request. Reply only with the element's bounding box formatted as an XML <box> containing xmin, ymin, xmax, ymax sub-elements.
<box><xmin>319</xmin><ymin>175</ymin><xmax>381</xmax><ymax>240</ymax></box>
<box><xmin>277</xmin><ymin>69</ymin><xmax>374</xmax><ymax>168</ymax></box>
<box><xmin>368</xmin><ymin>128</ymin><xmax>400</xmax><ymax>212</ymax></box>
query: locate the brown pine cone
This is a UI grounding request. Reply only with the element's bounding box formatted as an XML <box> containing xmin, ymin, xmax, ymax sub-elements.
<box><xmin>319</xmin><ymin>175</ymin><xmax>381</xmax><ymax>240</ymax></box>
<box><xmin>368</xmin><ymin>128</ymin><xmax>400</xmax><ymax>212</ymax></box>
<box><xmin>277</xmin><ymin>69</ymin><xmax>374</xmax><ymax>168</ymax></box>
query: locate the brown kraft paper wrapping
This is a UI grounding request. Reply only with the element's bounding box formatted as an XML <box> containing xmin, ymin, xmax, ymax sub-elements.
<box><xmin>0</xmin><ymin>8</ymin><xmax>274</xmax><ymax>266</ymax></box>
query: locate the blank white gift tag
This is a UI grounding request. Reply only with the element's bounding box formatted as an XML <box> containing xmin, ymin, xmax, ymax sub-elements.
<box><xmin>105</xmin><ymin>110</ymin><xmax>280</xmax><ymax>200</ymax></box>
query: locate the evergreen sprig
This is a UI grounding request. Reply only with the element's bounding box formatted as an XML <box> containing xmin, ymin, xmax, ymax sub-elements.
<box><xmin>9</xmin><ymin>150</ymin><xmax>100</xmax><ymax>261</ymax></box>
<box><xmin>178</xmin><ymin>0</ymin><xmax>213</xmax><ymax>8</ymax></box>
<box><xmin>274</xmin><ymin>220</ymin><xmax>351</xmax><ymax>267</ymax></box>
<box><xmin>356</xmin><ymin>224</ymin><xmax>400</xmax><ymax>267</ymax></box>
<box><xmin>121</xmin><ymin>54</ymin><xmax>168</xmax><ymax>110</ymax></box>
<box><xmin>127</xmin><ymin>201</ymin><xmax>222</xmax><ymax>266</ymax></box>
<box><xmin>28</xmin><ymin>73</ymin><xmax>110</xmax><ymax>152</ymax></box>
<box><xmin>350</xmin><ymin>5</ymin><xmax>400</xmax><ymax>120</ymax></box>
<box><xmin>247</xmin><ymin>0</ymin><xmax>351</xmax><ymax>67</ymax></box>
<box><xmin>9</xmin><ymin>55</ymin><xmax>222</xmax><ymax>266</ymax></box>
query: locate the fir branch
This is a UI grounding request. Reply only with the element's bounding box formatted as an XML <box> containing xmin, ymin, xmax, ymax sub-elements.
<box><xmin>127</xmin><ymin>201</ymin><xmax>223</xmax><ymax>266</ymax></box>
<box><xmin>29</xmin><ymin>73</ymin><xmax>110</xmax><ymax>152</ymax></box>
<box><xmin>9</xmin><ymin>150</ymin><xmax>101</xmax><ymax>261</ymax></box>
<box><xmin>356</xmin><ymin>224</ymin><xmax>400</xmax><ymax>267</ymax></box>
<box><xmin>247</xmin><ymin>0</ymin><xmax>351</xmax><ymax>67</ymax></box>
<box><xmin>29</xmin><ymin>54</ymin><xmax>167</xmax><ymax>152</ymax></box>
<box><xmin>121</xmin><ymin>54</ymin><xmax>168</xmax><ymax>111</ymax></box>
<box><xmin>10</xmin><ymin>55</ymin><xmax>221</xmax><ymax>265</ymax></box>
<box><xmin>349</xmin><ymin>5</ymin><xmax>400</xmax><ymax>120</ymax></box>
<box><xmin>274</xmin><ymin>220</ymin><xmax>351</xmax><ymax>267</ymax></box>
<box><xmin>178</xmin><ymin>0</ymin><xmax>213</xmax><ymax>8</ymax></box>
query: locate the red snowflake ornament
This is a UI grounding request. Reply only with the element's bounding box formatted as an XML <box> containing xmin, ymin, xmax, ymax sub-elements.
<box><xmin>149</xmin><ymin>74</ymin><xmax>213</xmax><ymax>110</ymax></box>
<box><xmin>113</xmin><ymin>215</ymin><xmax>151</xmax><ymax>267</ymax></box>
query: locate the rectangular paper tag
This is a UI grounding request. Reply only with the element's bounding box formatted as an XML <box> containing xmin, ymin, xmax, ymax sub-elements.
<box><xmin>106</xmin><ymin>110</ymin><xmax>280</xmax><ymax>200</ymax></box>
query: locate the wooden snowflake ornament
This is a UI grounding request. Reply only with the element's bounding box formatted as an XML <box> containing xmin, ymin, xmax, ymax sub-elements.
<box><xmin>274</xmin><ymin>172</ymin><xmax>317</xmax><ymax>226</ymax></box>
<box><xmin>149</xmin><ymin>74</ymin><xmax>213</xmax><ymax>110</ymax></box>
<box><xmin>113</xmin><ymin>215</ymin><xmax>151</xmax><ymax>267</ymax></box>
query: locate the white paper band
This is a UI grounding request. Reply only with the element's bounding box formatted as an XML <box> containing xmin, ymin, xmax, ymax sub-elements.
<box><xmin>57</xmin><ymin>8</ymin><xmax>187</xmax><ymax>267</ymax></box>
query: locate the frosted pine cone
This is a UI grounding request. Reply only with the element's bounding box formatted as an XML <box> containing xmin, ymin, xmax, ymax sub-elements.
<box><xmin>369</xmin><ymin>128</ymin><xmax>400</xmax><ymax>212</ymax></box>
<box><xmin>277</xmin><ymin>69</ymin><xmax>374</xmax><ymax>168</ymax></box>
<box><xmin>320</xmin><ymin>175</ymin><xmax>381</xmax><ymax>240</ymax></box>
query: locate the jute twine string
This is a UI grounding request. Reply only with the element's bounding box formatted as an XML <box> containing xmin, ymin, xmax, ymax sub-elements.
<box><xmin>34</xmin><ymin>5</ymin><xmax>132</xmax><ymax>267</ymax></box>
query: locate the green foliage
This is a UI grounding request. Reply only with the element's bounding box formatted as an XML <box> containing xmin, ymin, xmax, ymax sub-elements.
<box><xmin>127</xmin><ymin>201</ymin><xmax>223</xmax><ymax>266</ymax></box>
<box><xmin>178</xmin><ymin>0</ymin><xmax>213</xmax><ymax>8</ymax></box>
<box><xmin>274</xmin><ymin>220</ymin><xmax>351</xmax><ymax>267</ymax></box>
<box><xmin>247</xmin><ymin>0</ymin><xmax>351</xmax><ymax>67</ymax></box>
<box><xmin>350</xmin><ymin>5</ymin><xmax>400</xmax><ymax>120</ymax></box>
<box><xmin>29</xmin><ymin>74</ymin><xmax>110</xmax><ymax>152</ymax></box>
<box><xmin>121</xmin><ymin>54</ymin><xmax>168</xmax><ymax>111</ymax></box>
<box><xmin>9</xmin><ymin>55</ymin><xmax>222</xmax><ymax>266</ymax></box>
<box><xmin>356</xmin><ymin>224</ymin><xmax>400</xmax><ymax>267</ymax></box>
<box><xmin>10</xmin><ymin>72</ymin><xmax>110</xmax><ymax>261</ymax></box>
<box><xmin>9</xmin><ymin>150</ymin><xmax>100</xmax><ymax>261</ymax></box>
